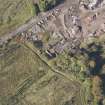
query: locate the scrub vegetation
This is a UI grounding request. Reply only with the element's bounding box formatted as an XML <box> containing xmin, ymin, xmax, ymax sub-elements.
<box><xmin>0</xmin><ymin>0</ymin><xmax>34</xmax><ymax>36</ymax></box>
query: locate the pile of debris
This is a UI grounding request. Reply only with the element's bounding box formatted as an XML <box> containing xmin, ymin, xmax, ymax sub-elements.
<box><xmin>80</xmin><ymin>0</ymin><xmax>105</xmax><ymax>10</ymax></box>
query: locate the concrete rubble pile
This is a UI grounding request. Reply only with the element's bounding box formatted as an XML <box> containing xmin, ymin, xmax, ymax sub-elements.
<box><xmin>1</xmin><ymin>0</ymin><xmax>105</xmax><ymax>56</ymax></box>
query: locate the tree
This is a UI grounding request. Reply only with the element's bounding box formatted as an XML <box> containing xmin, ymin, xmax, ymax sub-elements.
<box><xmin>39</xmin><ymin>0</ymin><xmax>49</xmax><ymax>12</ymax></box>
<box><xmin>33</xmin><ymin>3</ymin><xmax>40</xmax><ymax>16</ymax></box>
<box><xmin>49</xmin><ymin>0</ymin><xmax>57</xmax><ymax>8</ymax></box>
<box><xmin>79</xmin><ymin>71</ymin><xmax>88</xmax><ymax>81</ymax></box>
<box><xmin>89</xmin><ymin>60</ymin><xmax>96</xmax><ymax>68</ymax></box>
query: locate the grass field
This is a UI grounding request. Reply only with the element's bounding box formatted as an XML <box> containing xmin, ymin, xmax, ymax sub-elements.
<box><xmin>0</xmin><ymin>0</ymin><xmax>34</xmax><ymax>36</ymax></box>
<box><xmin>0</xmin><ymin>40</ymin><xmax>80</xmax><ymax>105</ymax></box>
<box><xmin>0</xmin><ymin>40</ymin><xmax>51</xmax><ymax>104</ymax></box>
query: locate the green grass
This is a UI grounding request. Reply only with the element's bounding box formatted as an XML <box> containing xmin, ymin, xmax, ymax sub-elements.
<box><xmin>0</xmin><ymin>0</ymin><xmax>34</xmax><ymax>36</ymax></box>
<box><xmin>0</xmin><ymin>41</ymin><xmax>51</xmax><ymax>104</ymax></box>
<box><xmin>0</xmin><ymin>40</ymin><xmax>80</xmax><ymax>105</ymax></box>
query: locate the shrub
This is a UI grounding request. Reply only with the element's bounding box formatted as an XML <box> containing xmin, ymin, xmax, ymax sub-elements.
<box><xmin>39</xmin><ymin>0</ymin><xmax>49</xmax><ymax>12</ymax></box>
<box><xmin>33</xmin><ymin>3</ymin><xmax>40</xmax><ymax>16</ymax></box>
<box><xmin>89</xmin><ymin>60</ymin><xmax>96</xmax><ymax>68</ymax></box>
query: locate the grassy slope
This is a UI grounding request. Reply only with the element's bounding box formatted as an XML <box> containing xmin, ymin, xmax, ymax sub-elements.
<box><xmin>0</xmin><ymin>41</ymin><xmax>50</xmax><ymax>104</ymax></box>
<box><xmin>0</xmin><ymin>40</ymin><xmax>79</xmax><ymax>105</ymax></box>
<box><xmin>0</xmin><ymin>0</ymin><xmax>34</xmax><ymax>36</ymax></box>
